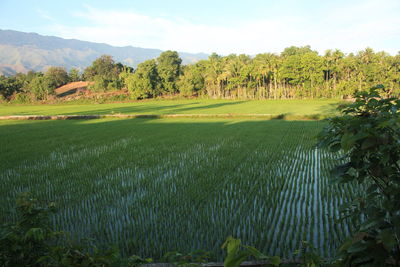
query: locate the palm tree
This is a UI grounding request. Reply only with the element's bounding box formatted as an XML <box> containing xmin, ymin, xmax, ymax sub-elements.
<box><xmin>204</xmin><ymin>53</ymin><xmax>223</xmax><ymax>98</ymax></box>
<box><xmin>253</xmin><ymin>53</ymin><xmax>279</xmax><ymax>99</ymax></box>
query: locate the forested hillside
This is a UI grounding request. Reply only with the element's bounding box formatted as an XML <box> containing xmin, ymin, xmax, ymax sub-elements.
<box><xmin>0</xmin><ymin>29</ymin><xmax>208</xmax><ymax>75</ymax></box>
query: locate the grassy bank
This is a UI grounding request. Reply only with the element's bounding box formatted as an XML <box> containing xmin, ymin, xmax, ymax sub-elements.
<box><xmin>0</xmin><ymin>99</ymin><xmax>341</xmax><ymax>116</ymax></box>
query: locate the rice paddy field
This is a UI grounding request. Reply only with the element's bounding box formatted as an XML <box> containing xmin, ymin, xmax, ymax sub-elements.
<box><xmin>0</xmin><ymin>100</ymin><xmax>359</xmax><ymax>261</ymax></box>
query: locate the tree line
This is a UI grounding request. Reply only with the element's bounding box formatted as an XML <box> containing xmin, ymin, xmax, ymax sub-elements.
<box><xmin>1</xmin><ymin>46</ymin><xmax>399</xmax><ymax>102</ymax></box>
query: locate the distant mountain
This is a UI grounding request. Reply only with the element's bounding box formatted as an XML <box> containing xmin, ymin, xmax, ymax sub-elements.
<box><xmin>0</xmin><ymin>29</ymin><xmax>209</xmax><ymax>76</ymax></box>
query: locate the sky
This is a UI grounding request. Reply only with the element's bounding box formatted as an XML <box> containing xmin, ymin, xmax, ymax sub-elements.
<box><xmin>0</xmin><ymin>0</ymin><xmax>399</xmax><ymax>55</ymax></box>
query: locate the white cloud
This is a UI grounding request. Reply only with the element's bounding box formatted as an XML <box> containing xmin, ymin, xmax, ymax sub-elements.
<box><xmin>46</xmin><ymin>1</ymin><xmax>400</xmax><ymax>55</ymax></box>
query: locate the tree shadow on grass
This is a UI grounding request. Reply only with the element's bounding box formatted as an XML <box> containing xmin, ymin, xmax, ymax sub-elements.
<box><xmin>62</xmin><ymin>101</ymin><xmax>248</xmax><ymax>115</ymax></box>
<box><xmin>170</xmin><ymin>101</ymin><xmax>247</xmax><ymax>113</ymax></box>
<box><xmin>315</xmin><ymin>101</ymin><xmax>346</xmax><ymax>117</ymax></box>
<box><xmin>64</xmin><ymin>103</ymin><xmax>189</xmax><ymax>115</ymax></box>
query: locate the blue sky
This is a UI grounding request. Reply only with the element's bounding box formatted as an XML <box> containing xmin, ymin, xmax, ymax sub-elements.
<box><xmin>1</xmin><ymin>0</ymin><xmax>399</xmax><ymax>55</ymax></box>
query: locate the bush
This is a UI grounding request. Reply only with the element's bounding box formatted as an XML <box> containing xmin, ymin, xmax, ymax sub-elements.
<box><xmin>89</xmin><ymin>76</ymin><xmax>109</xmax><ymax>93</ymax></box>
<box><xmin>10</xmin><ymin>92</ymin><xmax>32</xmax><ymax>103</ymax></box>
<box><xmin>29</xmin><ymin>76</ymin><xmax>55</xmax><ymax>100</ymax></box>
<box><xmin>0</xmin><ymin>193</ymin><xmax>150</xmax><ymax>267</ymax></box>
<box><xmin>318</xmin><ymin>85</ymin><xmax>400</xmax><ymax>266</ymax></box>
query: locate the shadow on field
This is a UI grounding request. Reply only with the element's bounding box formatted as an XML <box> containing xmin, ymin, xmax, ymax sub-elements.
<box><xmin>65</xmin><ymin>103</ymin><xmax>189</xmax><ymax>115</ymax></box>
<box><xmin>316</xmin><ymin>101</ymin><xmax>345</xmax><ymax>117</ymax></box>
<box><xmin>0</xmin><ymin>118</ymin><xmax>323</xmax><ymax>170</ymax></box>
<box><xmin>171</xmin><ymin>101</ymin><xmax>247</xmax><ymax>113</ymax></box>
<box><xmin>64</xmin><ymin>101</ymin><xmax>246</xmax><ymax>115</ymax></box>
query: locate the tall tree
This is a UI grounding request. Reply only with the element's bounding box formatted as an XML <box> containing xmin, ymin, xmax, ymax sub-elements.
<box><xmin>156</xmin><ymin>51</ymin><xmax>182</xmax><ymax>94</ymax></box>
<box><xmin>44</xmin><ymin>67</ymin><xmax>69</xmax><ymax>88</ymax></box>
<box><xmin>84</xmin><ymin>55</ymin><xmax>120</xmax><ymax>81</ymax></box>
<box><xmin>326</xmin><ymin>49</ymin><xmax>345</xmax><ymax>96</ymax></box>
<box><xmin>204</xmin><ymin>53</ymin><xmax>224</xmax><ymax>98</ymax></box>
<box><xmin>177</xmin><ymin>63</ymin><xmax>205</xmax><ymax>96</ymax></box>
<box><xmin>68</xmin><ymin>68</ymin><xmax>81</xmax><ymax>82</ymax></box>
<box><xmin>2</xmin><ymin>46</ymin><xmax>400</xmax><ymax>102</ymax></box>
<box><xmin>126</xmin><ymin>59</ymin><xmax>159</xmax><ymax>99</ymax></box>
<box><xmin>253</xmin><ymin>53</ymin><xmax>280</xmax><ymax>98</ymax></box>
<box><xmin>84</xmin><ymin>55</ymin><xmax>125</xmax><ymax>91</ymax></box>
<box><xmin>280</xmin><ymin>45</ymin><xmax>315</xmax><ymax>57</ymax></box>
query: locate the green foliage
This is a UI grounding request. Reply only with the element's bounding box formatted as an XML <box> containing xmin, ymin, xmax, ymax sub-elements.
<box><xmin>84</xmin><ymin>55</ymin><xmax>120</xmax><ymax>81</ymax></box>
<box><xmin>28</xmin><ymin>75</ymin><xmax>55</xmax><ymax>100</ymax></box>
<box><xmin>118</xmin><ymin>66</ymin><xmax>134</xmax><ymax>89</ymax></box>
<box><xmin>281</xmin><ymin>46</ymin><xmax>317</xmax><ymax>57</ymax></box>
<box><xmin>69</xmin><ymin>68</ymin><xmax>81</xmax><ymax>82</ymax></box>
<box><xmin>0</xmin><ymin>193</ymin><xmax>57</xmax><ymax>266</ymax></box>
<box><xmin>10</xmin><ymin>91</ymin><xmax>31</xmax><ymax>103</ymax></box>
<box><xmin>3</xmin><ymin>46</ymin><xmax>400</xmax><ymax>102</ymax></box>
<box><xmin>89</xmin><ymin>75</ymin><xmax>124</xmax><ymax>93</ymax></box>
<box><xmin>280</xmin><ymin>52</ymin><xmax>324</xmax><ymax>96</ymax></box>
<box><xmin>294</xmin><ymin>241</ymin><xmax>326</xmax><ymax>267</ymax></box>
<box><xmin>177</xmin><ymin>64</ymin><xmax>205</xmax><ymax>96</ymax></box>
<box><xmin>83</xmin><ymin>55</ymin><xmax>125</xmax><ymax>92</ymax></box>
<box><xmin>161</xmin><ymin>250</ymin><xmax>211</xmax><ymax>266</ymax></box>
<box><xmin>157</xmin><ymin>50</ymin><xmax>182</xmax><ymax>94</ymax></box>
<box><xmin>222</xmin><ymin>237</ymin><xmax>281</xmax><ymax>267</ymax></box>
<box><xmin>44</xmin><ymin>67</ymin><xmax>69</xmax><ymax>89</ymax></box>
<box><xmin>126</xmin><ymin>59</ymin><xmax>160</xmax><ymax>99</ymax></box>
<box><xmin>88</xmin><ymin>76</ymin><xmax>106</xmax><ymax>92</ymax></box>
<box><xmin>0</xmin><ymin>75</ymin><xmax>24</xmax><ymax>99</ymax></box>
<box><xmin>318</xmin><ymin>85</ymin><xmax>400</xmax><ymax>266</ymax></box>
<box><xmin>107</xmin><ymin>79</ymin><xmax>124</xmax><ymax>91</ymax></box>
<box><xmin>0</xmin><ymin>193</ymin><xmax>152</xmax><ymax>267</ymax></box>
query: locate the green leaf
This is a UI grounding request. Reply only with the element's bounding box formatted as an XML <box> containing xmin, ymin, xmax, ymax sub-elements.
<box><xmin>341</xmin><ymin>132</ymin><xmax>370</xmax><ymax>151</ymax></box>
<box><xmin>330</xmin><ymin>142</ymin><xmax>342</xmax><ymax>152</ymax></box>
<box><xmin>223</xmin><ymin>237</ymin><xmax>246</xmax><ymax>267</ymax></box>
<box><xmin>366</xmin><ymin>184</ymin><xmax>378</xmax><ymax>194</ymax></box>
<box><xmin>242</xmin><ymin>245</ymin><xmax>265</xmax><ymax>258</ymax></box>
<box><xmin>224</xmin><ymin>251</ymin><xmax>252</xmax><ymax>267</ymax></box>
<box><xmin>339</xmin><ymin>238</ymin><xmax>354</xmax><ymax>251</ymax></box>
<box><xmin>347</xmin><ymin>242</ymin><xmax>367</xmax><ymax>253</ymax></box>
<box><xmin>379</xmin><ymin>230</ymin><xmax>396</xmax><ymax>249</ymax></box>
<box><xmin>269</xmin><ymin>256</ymin><xmax>281</xmax><ymax>266</ymax></box>
<box><xmin>361</xmin><ymin>137</ymin><xmax>377</xmax><ymax>150</ymax></box>
<box><xmin>24</xmin><ymin>227</ymin><xmax>45</xmax><ymax>241</ymax></box>
<box><xmin>360</xmin><ymin>220</ymin><xmax>381</xmax><ymax>231</ymax></box>
<box><xmin>222</xmin><ymin>236</ymin><xmax>241</xmax><ymax>256</ymax></box>
<box><xmin>331</xmin><ymin>163</ymin><xmax>351</xmax><ymax>178</ymax></box>
<box><xmin>341</xmin><ymin>132</ymin><xmax>354</xmax><ymax>151</ymax></box>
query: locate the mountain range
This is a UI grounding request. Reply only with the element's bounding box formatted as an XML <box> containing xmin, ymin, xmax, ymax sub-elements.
<box><xmin>0</xmin><ymin>29</ymin><xmax>209</xmax><ymax>76</ymax></box>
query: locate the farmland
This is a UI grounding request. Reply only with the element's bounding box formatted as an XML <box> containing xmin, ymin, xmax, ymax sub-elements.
<box><xmin>0</xmin><ymin>113</ymin><xmax>360</xmax><ymax>260</ymax></box>
<box><xmin>0</xmin><ymin>99</ymin><xmax>340</xmax><ymax>117</ymax></box>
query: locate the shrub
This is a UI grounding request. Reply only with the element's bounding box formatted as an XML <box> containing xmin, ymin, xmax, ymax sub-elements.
<box><xmin>318</xmin><ymin>85</ymin><xmax>400</xmax><ymax>266</ymax></box>
<box><xmin>0</xmin><ymin>193</ymin><xmax>142</xmax><ymax>267</ymax></box>
<box><xmin>10</xmin><ymin>92</ymin><xmax>32</xmax><ymax>103</ymax></box>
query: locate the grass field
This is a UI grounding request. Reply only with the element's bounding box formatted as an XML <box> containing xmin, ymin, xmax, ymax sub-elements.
<box><xmin>0</xmin><ymin>117</ymin><xmax>359</xmax><ymax>260</ymax></box>
<box><xmin>0</xmin><ymin>99</ymin><xmax>341</xmax><ymax>116</ymax></box>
